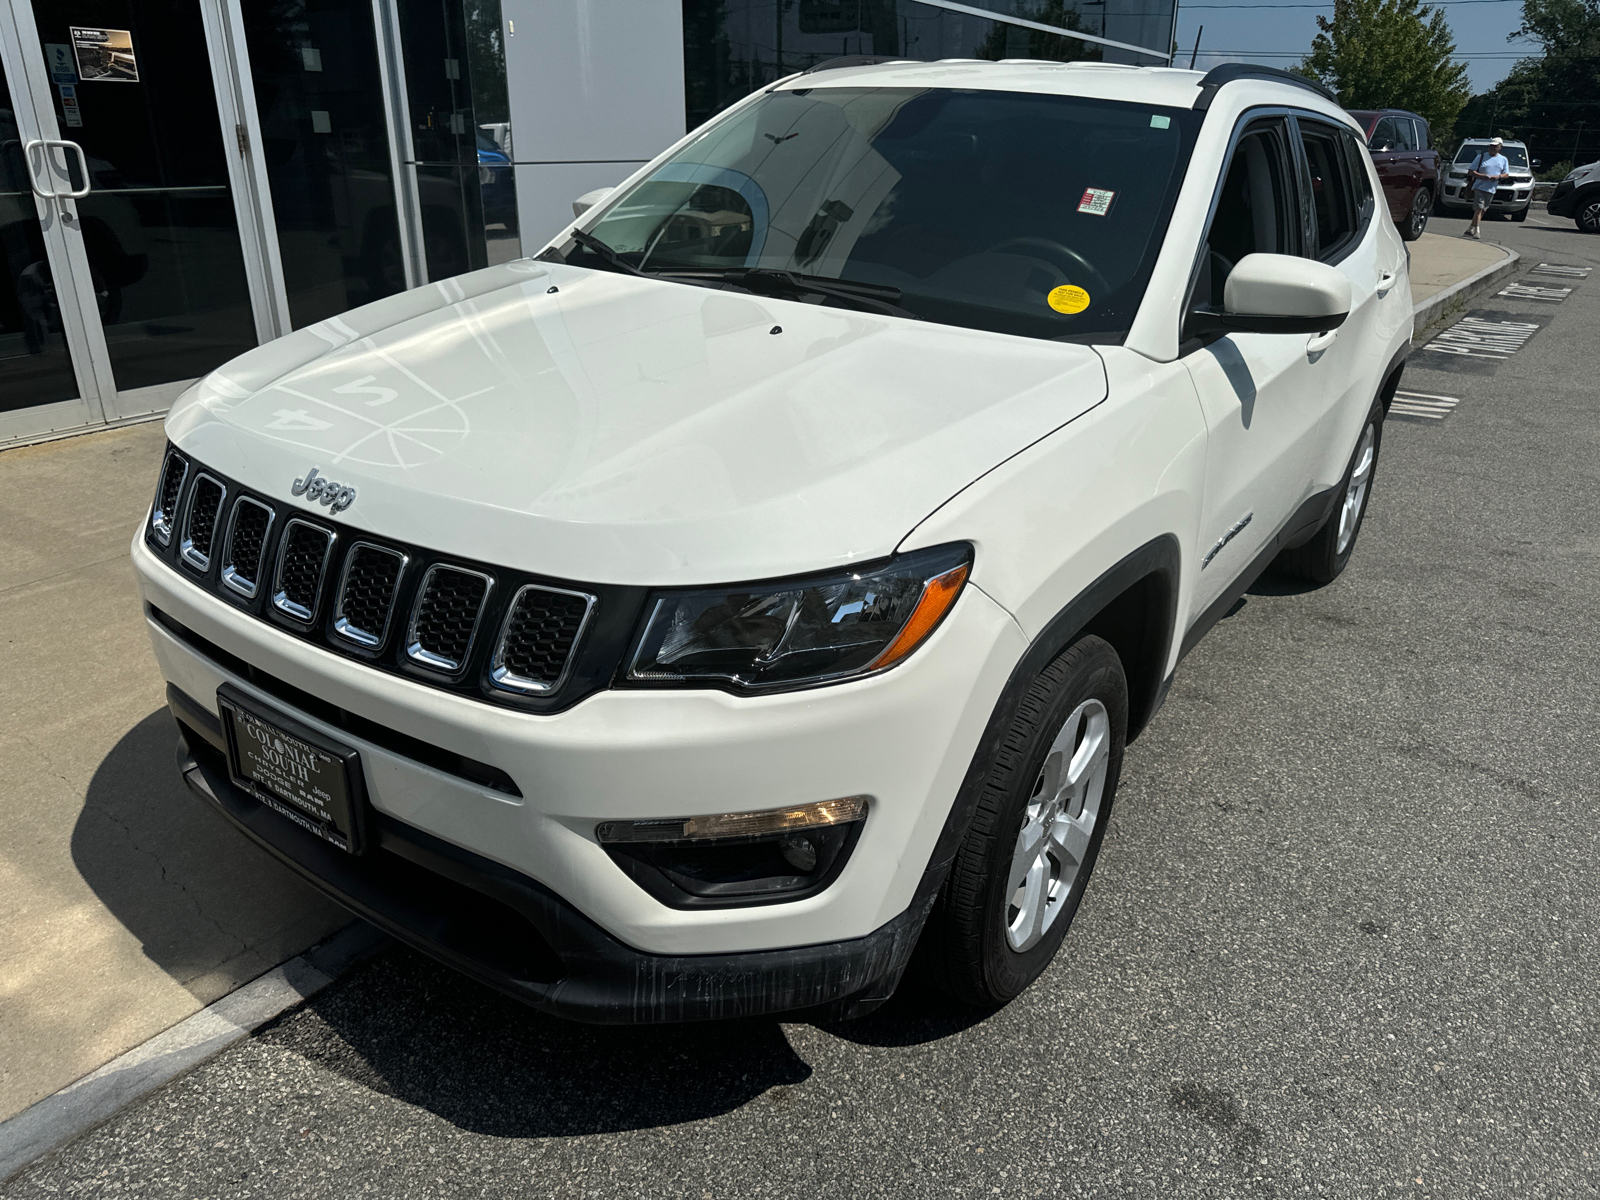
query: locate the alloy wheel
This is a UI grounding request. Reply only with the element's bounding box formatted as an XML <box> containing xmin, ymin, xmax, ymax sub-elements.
<box><xmin>1410</xmin><ymin>189</ymin><xmax>1430</xmax><ymax>239</ymax></box>
<box><xmin>1005</xmin><ymin>698</ymin><xmax>1111</xmax><ymax>952</ymax></box>
<box><xmin>1337</xmin><ymin>422</ymin><xmax>1377</xmax><ymax>555</ymax></box>
<box><xmin>1580</xmin><ymin>199</ymin><xmax>1600</xmax><ymax>233</ymax></box>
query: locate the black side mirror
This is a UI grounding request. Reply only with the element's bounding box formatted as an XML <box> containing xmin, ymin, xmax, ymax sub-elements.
<box><xmin>1532</xmin><ymin>158</ymin><xmax>1543</xmax><ymax>169</ymax></box>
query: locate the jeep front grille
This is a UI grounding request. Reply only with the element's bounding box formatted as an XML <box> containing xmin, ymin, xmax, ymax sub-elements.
<box><xmin>490</xmin><ymin>585</ymin><xmax>595</xmax><ymax>694</ymax></box>
<box><xmin>144</xmin><ymin>446</ymin><xmax>601</xmax><ymax>709</ymax></box>
<box><xmin>180</xmin><ymin>475</ymin><xmax>226</xmax><ymax>571</ymax></box>
<box><xmin>221</xmin><ymin>497</ymin><xmax>274</xmax><ymax>599</ymax></box>
<box><xmin>407</xmin><ymin>566</ymin><xmax>491</xmax><ymax>673</ymax></box>
<box><xmin>273</xmin><ymin>520</ymin><xmax>335</xmax><ymax>622</ymax></box>
<box><xmin>334</xmin><ymin>543</ymin><xmax>407</xmax><ymax>648</ymax></box>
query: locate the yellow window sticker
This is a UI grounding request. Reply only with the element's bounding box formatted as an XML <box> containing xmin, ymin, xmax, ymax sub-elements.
<box><xmin>1048</xmin><ymin>285</ymin><xmax>1090</xmax><ymax>315</ymax></box>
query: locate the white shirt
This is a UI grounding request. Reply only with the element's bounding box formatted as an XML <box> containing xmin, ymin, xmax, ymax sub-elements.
<box><xmin>1471</xmin><ymin>154</ymin><xmax>1509</xmax><ymax>193</ymax></box>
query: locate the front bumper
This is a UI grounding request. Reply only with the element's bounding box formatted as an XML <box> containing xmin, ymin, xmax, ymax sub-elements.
<box><xmin>171</xmin><ymin>699</ymin><xmax>934</xmax><ymax>1022</ymax></box>
<box><xmin>1441</xmin><ymin>178</ymin><xmax>1532</xmax><ymax>212</ymax></box>
<box><xmin>134</xmin><ymin>525</ymin><xmax>1025</xmax><ymax>962</ymax></box>
<box><xmin>1546</xmin><ymin>179</ymin><xmax>1577</xmax><ymax>216</ymax></box>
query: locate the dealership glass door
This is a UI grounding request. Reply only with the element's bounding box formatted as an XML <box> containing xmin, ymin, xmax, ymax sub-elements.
<box><xmin>0</xmin><ymin>0</ymin><xmax>262</xmax><ymax>444</ymax></box>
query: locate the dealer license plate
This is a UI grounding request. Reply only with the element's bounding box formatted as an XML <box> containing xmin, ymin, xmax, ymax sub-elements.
<box><xmin>218</xmin><ymin>684</ymin><xmax>367</xmax><ymax>853</ymax></box>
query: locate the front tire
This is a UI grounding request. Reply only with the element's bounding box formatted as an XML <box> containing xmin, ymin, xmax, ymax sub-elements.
<box><xmin>1512</xmin><ymin>205</ymin><xmax>1529</xmax><ymax>222</ymax></box>
<box><xmin>1577</xmin><ymin>195</ymin><xmax>1600</xmax><ymax>234</ymax></box>
<box><xmin>922</xmin><ymin>635</ymin><xmax>1128</xmax><ymax>1007</ymax></box>
<box><xmin>1274</xmin><ymin>399</ymin><xmax>1384</xmax><ymax>585</ymax></box>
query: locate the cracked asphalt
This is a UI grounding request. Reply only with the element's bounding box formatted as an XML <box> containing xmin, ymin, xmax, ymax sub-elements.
<box><xmin>8</xmin><ymin>213</ymin><xmax>1598</xmax><ymax>1198</ymax></box>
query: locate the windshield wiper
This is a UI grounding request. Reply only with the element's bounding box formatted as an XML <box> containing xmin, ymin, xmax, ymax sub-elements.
<box><xmin>564</xmin><ymin>229</ymin><xmax>649</xmax><ymax>277</ymax></box>
<box><xmin>653</xmin><ymin>267</ymin><xmax>920</xmax><ymax>320</ymax></box>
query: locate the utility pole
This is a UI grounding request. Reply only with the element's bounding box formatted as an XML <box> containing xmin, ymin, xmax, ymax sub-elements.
<box><xmin>1574</xmin><ymin>122</ymin><xmax>1585</xmax><ymax>167</ymax></box>
<box><xmin>1189</xmin><ymin>25</ymin><xmax>1203</xmax><ymax>69</ymax></box>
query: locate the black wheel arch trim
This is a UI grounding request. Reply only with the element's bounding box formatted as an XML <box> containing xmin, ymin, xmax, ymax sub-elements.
<box><xmin>921</xmin><ymin>535</ymin><xmax>1180</xmax><ymax>893</ymax></box>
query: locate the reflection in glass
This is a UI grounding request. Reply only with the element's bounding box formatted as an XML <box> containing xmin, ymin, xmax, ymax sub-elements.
<box><xmin>682</xmin><ymin>0</ymin><xmax>1174</xmax><ymax>131</ymax></box>
<box><xmin>28</xmin><ymin>0</ymin><xmax>258</xmax><ymax>394</ymax></box>
<box><xmin>0</xmin><ymin>67</ymin><xmax>84</xmax><ymax>413</ymax></box>
<box><xmin>398</xmin><ymin>0</ymin><xmax>518</xmax><ymax>278</ymax></box>
<box><xmin>242</xmin><ymin>0</ymin><xmax>404</xmax><ymax>328</ymax></box>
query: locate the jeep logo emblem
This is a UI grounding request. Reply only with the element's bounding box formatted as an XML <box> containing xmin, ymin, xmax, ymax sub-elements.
<box><xmin>291</xmin><ymin>467</ymin><xmax>356</xmax><ymax>514</ymax></box>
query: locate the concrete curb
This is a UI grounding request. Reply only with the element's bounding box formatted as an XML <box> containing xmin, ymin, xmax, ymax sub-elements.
<box><xmin>0</xmin><ymin>922</ymin><xmax>386</xmax><ymax>1183</ymax></box>
<box><xmin>1412</xmin><ymin>244</ymin><xmax>1521</xmax><ymax>334</ymax></box>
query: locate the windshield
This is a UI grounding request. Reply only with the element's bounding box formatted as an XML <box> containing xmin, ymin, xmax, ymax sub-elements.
<box><xmin>1456</xmin><ymin>143</ymin><xmax>1529</xmax><ymax>169</ymax></box>
<box><xmin>578</xmin><ymin>87</ymin><xmax>1202</xmax><ymax>342</ymax></box>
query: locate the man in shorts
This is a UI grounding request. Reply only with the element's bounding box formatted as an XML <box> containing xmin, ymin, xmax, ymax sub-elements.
<box><xmin>1465</xmin><ymin>137</ymin><xmax>1510</xmax><ymax>239</ymax></box>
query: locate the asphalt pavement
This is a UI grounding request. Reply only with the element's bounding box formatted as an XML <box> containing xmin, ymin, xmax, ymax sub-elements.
<box><xmin>7</xmin><ymin>210</ymin><xmax>1599</xmax><ymax>1199</ymax></box>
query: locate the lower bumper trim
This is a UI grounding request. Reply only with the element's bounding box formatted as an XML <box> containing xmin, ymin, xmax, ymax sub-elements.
<box><xmin>171</xmin><ymin>700</ymin><xmax>927</xmax><ymax>1024</ymax></box>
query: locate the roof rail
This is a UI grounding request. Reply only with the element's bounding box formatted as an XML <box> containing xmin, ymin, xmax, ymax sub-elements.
<box><xmin>800</xmin><ymin>55</ymin><xmax>916</xmax><ymax>75</ymax></box>
<box><xmin>1194</xmin><ymin>63</ymin><xmax>1337</xmax><ymax>110</ymax></box>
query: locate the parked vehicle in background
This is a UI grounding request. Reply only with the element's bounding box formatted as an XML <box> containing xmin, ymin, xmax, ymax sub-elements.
<box><xmin>1546</xmin><ymin>160</ymin><xmax>1600</xmax><ymax>233</ymax></box>
<box><xmin>1347</xmin><ymin>108</ymin><xmax>1439</xmax><ymax>241</ymax></box>
<box><xmin>1441</xmin><ymin>139</ymin><xmax>1535</xmax><ymax>220</ymax></box>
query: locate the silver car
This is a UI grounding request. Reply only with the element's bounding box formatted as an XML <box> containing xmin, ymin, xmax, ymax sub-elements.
<box><xmin>1440</xmin><ymin>138</ymin><xmax>1535</xmax><ymax>220</ymax></box>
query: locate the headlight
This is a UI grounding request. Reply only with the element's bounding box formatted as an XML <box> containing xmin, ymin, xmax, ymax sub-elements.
<box><xmin>626</xmin><ymin>543</ymin><xmax>972</xmax><ymax>691</ymax></box>
<box><xmin>1564</xmin><ymin>168</ymin><xmax>1581</xmax><ymax>181</ymax></box>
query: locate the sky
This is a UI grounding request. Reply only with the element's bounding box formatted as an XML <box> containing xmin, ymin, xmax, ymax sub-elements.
<box><xmin>1172</xmin><ymin>0</ymin><xmax>1533</xmax><ymax>93</ymax></box>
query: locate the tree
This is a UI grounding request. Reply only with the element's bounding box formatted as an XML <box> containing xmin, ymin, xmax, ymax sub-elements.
<box><xmin>1295</xmin><ymin>0</ymin><xmax>1472</xmax><ymax>134</ymax></box>
<box><xmin>1452</xmin><ymin>0</ymin><xmax>1600</xmax><ymax>166</ymax></box>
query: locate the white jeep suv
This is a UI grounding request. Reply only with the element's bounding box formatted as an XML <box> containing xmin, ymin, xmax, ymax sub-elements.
<box><xmin>133</xmin><ymin>60</ymin><xmax>1411</xmax><ymax>1021</ymax></box>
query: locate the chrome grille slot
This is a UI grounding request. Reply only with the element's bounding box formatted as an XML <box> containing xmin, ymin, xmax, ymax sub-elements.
<box><xmin>407</xmin><ymin>565</ymin><xmax>491</xmax><ymax>673</ymax></box>
<box><xmin>179</xmin><ymin>475</ymin><xmax>226</xmax><ymax>571</ymax></box>
<box><xmin>490</xmin><ymin>585</ymin><xmax>595</xmax><ymax>694</ymax></box>
<box><xmin>221</xmin><ymin>497</ymin><xmax>274</xmax><ymax>599</ymax></box>
<box><xmin>334</xmin><ymin>543</ymin><xmax>407</xmax><ymax>648</ymax></box>
<box><xmin>151</xmin><ymin>450</ymin><xmax>188</xmax><ymax>546</ymax></box>
<box><xmin>272</xmin><ymin>520</ymin><xmax>335</xmax><ymax>622</ymax></box>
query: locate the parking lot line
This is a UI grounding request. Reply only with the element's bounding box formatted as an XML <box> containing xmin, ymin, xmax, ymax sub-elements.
<box><xmin>1390</xmin><ymin>391</ymin><xmax>1461</xmax><ymax>422</ymax></box>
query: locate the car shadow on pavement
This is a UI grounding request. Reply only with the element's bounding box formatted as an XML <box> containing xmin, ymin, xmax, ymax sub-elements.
<box><xmin>72</xmin><ymin>708</ymin><xmax>346</xmax><ymax>994</ymax></box>
<box><xmin>256</xmin><ymin>947</ymin><xmax>814</xmax><ymax>1136</ymax></box>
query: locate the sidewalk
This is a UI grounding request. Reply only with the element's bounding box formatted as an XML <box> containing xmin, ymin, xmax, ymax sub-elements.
<box><xmin>0</xmin><ymin>423</ymin><xmax>346</xmax><ymax>1123</ymax></box>
<box><xmin>0</xmin><ymin>227</ymin><xmax>1521</xmax><ymax>1145</ymax></box>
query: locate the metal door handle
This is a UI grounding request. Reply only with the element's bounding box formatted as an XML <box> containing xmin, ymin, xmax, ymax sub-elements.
<box><xmin>22</xmin><ymin>139</ymin><xmax>58</xmax><ymax>198</ymax></box>
<box><xmin>54</xmin><ymin>140</ymin><xmax>91</xmax><ymax>198</ymax></box>
<box><xmin>21</xmin><ymin>138</ymin><xmax>91</xmax><ymax>200</ymax></box>
<box><xmin>1306</xmin><ymin>328</ymin><xmax>1338</xmax><ymax>354</ymax></box>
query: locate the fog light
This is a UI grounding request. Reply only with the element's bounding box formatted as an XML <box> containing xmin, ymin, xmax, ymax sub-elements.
<box><xmin>595</xmin><ymin>797</ymin><xmax>868</xmax><ymax>908</ymax></box>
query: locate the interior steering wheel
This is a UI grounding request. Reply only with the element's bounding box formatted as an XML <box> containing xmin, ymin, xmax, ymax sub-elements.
<box><xmin>982</xmin><ymin>237</ymin><xmax>1112</xmax><ymax>302</ymax></box>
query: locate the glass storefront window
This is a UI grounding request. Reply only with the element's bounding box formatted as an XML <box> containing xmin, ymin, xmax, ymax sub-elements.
<box><xmin>398</xmin><ymin>0</ymin><xmax>518</xmax><ymax>280</ymax></box>
<box><xmin>242</xmin><ymin>0</ymin><xmax>405</xmax><ymax>329</ymax></box>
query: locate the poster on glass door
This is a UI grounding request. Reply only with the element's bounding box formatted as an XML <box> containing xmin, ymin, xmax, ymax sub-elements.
<box><xmin>69</xmin><ymin>27</ymin><xmax>139</xmax><ymax>82</ymax></box>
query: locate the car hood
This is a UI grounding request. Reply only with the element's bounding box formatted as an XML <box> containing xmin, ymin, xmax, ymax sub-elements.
<box><xmin>167</xmin><ymin>259</ymin><xmax>1107</xmax><ymax>586</ymax></box>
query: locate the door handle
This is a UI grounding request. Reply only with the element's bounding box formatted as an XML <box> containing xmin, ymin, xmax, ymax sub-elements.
<box><xmin>1377</xmin><ymin>270</ymin><xmax>1398</xmax><ymax>296</ymax></box>
<box><xmin>22</xmin><ymin>139</ymin><xmax>59</xmax><ymax>199</ymax></box>
<box><xmin>53</xmin><ymin>140</ymin><xmax>92</xmax><ymax>198</ymax></box>
<box><xmin>1306</xmin><ymin>328</ymin><xmax>1338</xmax><ymax>355</ymax></box>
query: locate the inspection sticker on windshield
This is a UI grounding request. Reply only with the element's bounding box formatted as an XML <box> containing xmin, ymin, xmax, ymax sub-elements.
<box><xmin>1048</xmin><ymin>285</ymin><xmax>1091</xmax><ymax>315</ymax></box>
<box><xmin>1078</xmin><ymin>188</ymin><xmax>1116</xmax><ymax>217</ymax></box>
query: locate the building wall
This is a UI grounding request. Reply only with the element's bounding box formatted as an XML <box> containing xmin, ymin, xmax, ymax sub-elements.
<box><xmin>504</xmin><ymin>0</ymin><xmax>686</xmax><ymax>248</ymax></box>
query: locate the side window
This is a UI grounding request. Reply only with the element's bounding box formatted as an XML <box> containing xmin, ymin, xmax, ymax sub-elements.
<box><xmin>1370</xmin><ymin>117</ymin><xmax>1398</xmax><ymax>151</ymax></box>
<box><xmin>1186</xmin><ymin>120</ymin><xmax>1297</xmax><ymax>326</ymax></box>
<box><xmin>1395</xmin><ymin>119</ymin><xmax>1419</xmax><ymax>152</ymax></box>
<box><xmin>1298</xmin><ymin>120</ymin><xmax>1357</xmax><ymax>262</ymax></box>
<box><xmin>1342</xmin><ymin>129</ymin><xmax>1377</xmax><ymax>222</ymax></box>
<box><xmin>1415</xmin><ymin>119</ymin><xmax>1431</xmax><ymax>150</ymax></box>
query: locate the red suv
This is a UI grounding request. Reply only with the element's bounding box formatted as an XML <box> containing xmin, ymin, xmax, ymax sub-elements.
<box><xmin>1347</xmin><ymin>108</ymin><xmax>1440</xmax><ymax>241</ymax></box>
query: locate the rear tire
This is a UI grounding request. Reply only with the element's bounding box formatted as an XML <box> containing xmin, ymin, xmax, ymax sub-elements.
<box><xmin>1401</xmin><ymin>187</ymin><xmax>1431</xmax><ymax>241</ymax></box>
<box><xmin>1274</xmin><ymin>399</ymin><xmax>1384</xmax><ymax>585</ymax></box>
<box><xmin>922</xmin><ymin>636</ymin><xmax>1128</xmax><ymax>1008</ymax></box>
